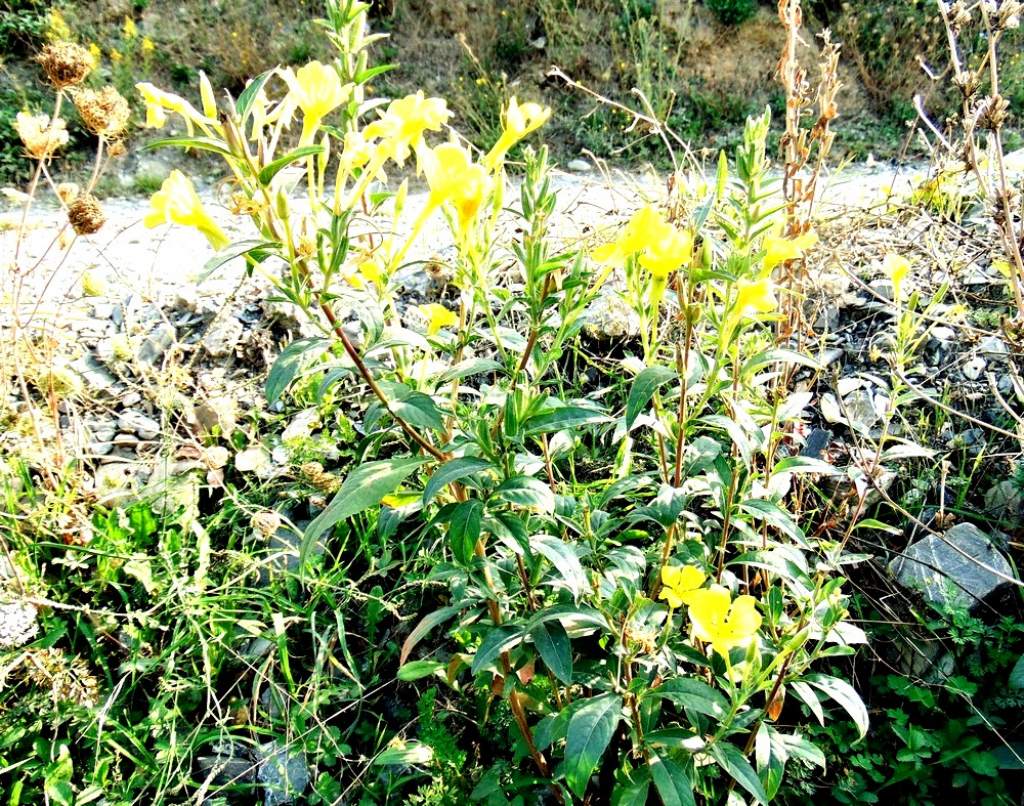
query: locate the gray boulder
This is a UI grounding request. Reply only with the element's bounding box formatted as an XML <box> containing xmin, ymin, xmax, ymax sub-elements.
<box><xmin>891</xmin><ymin>522</ymin><xmax>1015</xmax><ymax>612</ymax></box>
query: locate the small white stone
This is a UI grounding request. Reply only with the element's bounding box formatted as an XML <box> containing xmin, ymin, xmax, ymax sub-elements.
<box><xmin>962</xmin><ymin>355</ymin><xmax>986</xmax><ymax>380</ymax></box>
<box><xmin>567</xmin><ymin>158</ymin><xmax>592</xmax><ymax>172</ymax></box>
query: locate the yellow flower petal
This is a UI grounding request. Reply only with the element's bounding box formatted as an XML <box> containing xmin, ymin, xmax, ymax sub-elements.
<box><xmin>417</xmin><ymin>303</ymin><xmax>458</xmax><ymax>336</ymax></box>
<box><xmin>883</xmin><ymin>253</ymin><xmax>911</xmax><ymax>303</ymax></box>
<box><xmin>145</xmin><ymin>170</ymin><xmax>228</xmax><ymax>249</ymax></box>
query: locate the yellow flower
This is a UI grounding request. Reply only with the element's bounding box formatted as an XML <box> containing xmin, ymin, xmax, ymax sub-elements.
<box><xmin>734</xmin><ymin>276</ymin><xmax>778</xmax><ymax>319</ymax></box>
<box><xmin>81</xmin><ymin>270</ymin><xmax>108</xmax><ymax>297</ymax></box>
<box><xmin>687</xmin><ymin>585</ymin><xmax>762</xmax><ymax>657</ymax></box>
<box><xmin>883</xmin><ymin>253</ymin><xmax>911</xmax><ymax>303</ymax></box>
<box><xmin>659</xmin><ymin>565</ymin><xmax>706</xmax><ymax>609</ymax></box>
<box><xmin>363</xmin><ymin>91</ymin><xmax>451</xmax><ymax>165</ymax></box>
<box><xmin>136</xmin><ymin>82</ymin><xmax>214</xmax><ymax>134</ymax></box>
<box><xmin>638</xmin><ymin>225</ymin><xmax>694</xmax><ymax>279</ymax></box>
<box><xmin>422</xmin><ymin>142</ymin><xmax>491</xmax><ymax>237</ymax></box>
<box><xmin>110</xmin><ymin>48</ymin><xmax>123</xmax><ymax>64</ymax></box>
<box><xmin>762</xmin><ymin>228</ymin><xmax>818</xmax><ymax>273</ymax></box>
<box><xmin>47</xmin><ymin>9</ymin><xmax>70</xmax><ymax>40</ymax></box>
<box><xmin>483</xmin><ymin>96</ymin><xmax>552</xmax><ymax>169</ymax></box>
<box><xmin>15</xmin><ymin>112</ymin><xmax>69</xmax><ymax>159</ymax></box>
<box><xmin>88</xmin><ymin>43</ymin><xmax>101</xmax><ymax>63</ymax></box>
<box><xmin>144</xmin><ymin>170</ymin><xmax>229</xmax><ymax>249</ymax></box>
<box><xmin>338</xmin><ymin>129</ymin><xmax>375</xmax><ymax>174</ymax></box>
<box><xmin>123</xmin><ymin>17</ymin><xmax>137</xmax><ymax>39</ymax></box>
<box><xmin>417</xmin><ymin>303</ymin><xmax>458</xmax><ymax>336</ymax></box>
<box><xmin>283</xmin><ymin>61</ymin><xmax>349</xmax><ymax>146</ymax></box>
<box><xmin>592</xmin><ymin>205</ymin><xmax>671</xmax><ymax>268</ymax></box>
<box><xmin>141</xmin><ymin>36</ymin><xmax>155</xmax><ymax>54</ymax></box>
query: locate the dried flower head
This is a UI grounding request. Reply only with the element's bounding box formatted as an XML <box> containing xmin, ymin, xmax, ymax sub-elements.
<box><xmin>67</xmin><ymin>194</ymin><xmax>106</xmax><ymax>235</ymax></box>
<box><xmin>37</xmin><ymin>42</ymin><xmax>93</xmax><ymax>88</ymax></box>
<box><xmin>55</xmin><ymin>182</ymin><xmax>79</xmax><ymax>204</ymax></box>
<box><xmin>107</xmin><ymin>140</ymin><xmax>127</xmax><ymax>158</ymax></box>
<box><xmin>23</xmin><ymin>648</ymin><xmax>100</xmax><ymax>708</ymax></box>
<box><xmin>74</xmin><ymin>86</ymin><xmax>130</xmax><ymax>137</ymax></box>
<box><xmin>0</xmin><ymin>600</ymin><xmax>39</xmax><ymax>648</ymax></box>
<box><xmin>15</xmin><ymin>112</ymin><xmax>69</xmax><ymax>159</ymax></box>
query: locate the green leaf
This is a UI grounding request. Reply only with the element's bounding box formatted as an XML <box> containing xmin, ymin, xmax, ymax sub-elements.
<box><xmin>648</xmin><ymin>752</ymin><xmax>696</xmax><ymax>806</ymax></box>
<box><xmin>448</xmin><ymin>499</ymin><xmax>483</xmax><ymax>565</ymax></box>
<box><xmin>397</xmin><ymin>660</ymin><xmax>444</xmax><ymax>681</ymax></box>
<box><xmin>470</xmin><ymin>625</ymin><xmax>525</xmax><ymax>674</ymax></box>
<box><xmin>523</xmin><ymin>405</ymin><xmax>611</xmax><ymax>436</ymax></box>
<box><xmin>392</xmin><ymin>391</ymin><xmax>445</xmax><ymax>432</ymax></box>
<box><xmin>437</xmin><ymin>357</ymin><xmax>504</xmax><ymax>385</ymax></box>
<box><xmin>738</xmin><ymin>499</ymin><xmax>809</xmax><ymax>548</ymax></box>
<box><xmin>531</xmin><ymin>620</ymin><xmax>573</xmax><ymax>684</ymax></box>
<box><xmin>708</xmin><ymin>742</ymin><xmax>768</xmax><ymax>804</ymax></box>
<box><xmin>564</xmin><ymin>693</ymin><xmax>623</xmax><ymax>797</ymax></box>
<box><xmin>265</xmin><ymin>337</ymin><xmax>330</xmax><ymax>405</ymax></box>
<box><xmin>302</xmin><ymin>457</ymin><xmax>429</xmax><ymax>562</ymax></box>
<box><xmin>423</xmin><ymin>457</ymin><xmax>496</xmax><ymax>504</ymax></box>
<box><xmin>144</xmin><ymin>136</ymin><xmax>234</xmax><ymax>157</ymax></box>
<box><xmin>493</xmin><ymin>476</ymin><xmax>555</xmax><ymax>511</ymax></box>
<box><xmin>626</xmin><ymin>366</ymin><xmax>677</xmax><ymax>429</ymax></box>
<box><xmin>354</xmin><ymin>63</ymin><xmax>397</xmax><ymax>83</ymax></box>
<box><xmin>374</xmin><ymin>741</ymin><xmax>433</xmax><ymax>766</ymax></box>
<box><xmin>804</xmin><ymin>673</ymin><xmax>869</xmax><ymax>740</ymax></box>
<box><xmin>532</xmin><ymin>534</ymin><xmax>588</xmax><ymax>598</ymax></box>
<box><xmin>1011</xmin><ymin>653</ymin><xmax>1024</xmax><ymax>689</ymax></box>
<box><xmin>258</xmin><ymin>144</ymin><xmax>326</xmax><ymax>185</ymax></box>
<box><xmin>236</xmin><ymin>70</ymin><xmax>272</xmax><ymax>119</ymax></box>
<box><xmin>741</xmin><ymin>347</ymin><xmax>821</xmax><ymax>377</ymax></box>
<box><xmin>643</xmin><ymin>678</ymin><xmax>729</xmax><ymax>720</ymax></box>
<box><xmin>771</xmin><ymin>456</ymin><xmax>840</xmax><ymax>476</ymax></box>
<box><xmin>612</xmin><ymin>777</ymin><xmax>651</xmax><ymax>806</ymax></box>
<box><xmin>400</xmin><ymin>604</ymin><xmax>468</xmax><ymax>665</ymax></box>
<box><xmin>200</xmin><ymin>239</ymin><xmax>278</xmax><ymax>282</ymax></box>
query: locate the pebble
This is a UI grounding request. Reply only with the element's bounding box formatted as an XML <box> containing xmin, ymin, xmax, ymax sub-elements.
<box><xmin>977</xmin><ymin>335</ymin><xmax>1009</xmax><ymax>362</ymax></box>
<box><xmin>567</xmin><ymin>158</ymin><xmax>593</xmax><ymax>172</ymax></box>
<box><xmin>203</xmin><ymin>317</ymin><xmax>244</xmax><ymax>358</ymax></box>
<box><xmin>962</xmin><ymin>355</ymin><xmax>986</xmax><ymax>380</ymax></box>
<box><xmin>117</xmin><ymin>410</ymin><xmax>161</xmax><ymax>440</ymax></box>
<box><xmin>136</xmin><ymin>323</ymin><xmax>176</xmax><ymax>368</ymax></box>
<box><xmin>985</xmin><ymin>480</ymin><xmax>1024</xmax><ymax>520</ymax></box>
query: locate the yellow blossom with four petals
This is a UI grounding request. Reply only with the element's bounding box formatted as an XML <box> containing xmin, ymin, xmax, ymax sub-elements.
<box><xmin>363</xmin><ymin>91</ymin><xmax>451</xmax><ymax>165</ymax></box>
<box><xmin>283</xmin><ymin>61</ymin><xmax>349</xmax><ymax>146</ymax></box>
<box><xmin>422</xmin><ymin>142</ymin><xmax>492</xmax><ymax>238</ymax></box>
<box><xmin>687</xmin><ymin>585</ymin><xmax>762</xmax><ymax>658</ymax></box>
<box><xmin>483</xmin><ymin>96</ymin><xmax>552</xmax><ymax>169</ymax></box>
<box><xmin>659</xmin><ymin>565</ymin><xmax>707</xmax><ymax>609</ymax></box>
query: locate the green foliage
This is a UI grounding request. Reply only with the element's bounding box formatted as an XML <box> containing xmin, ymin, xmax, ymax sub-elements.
<box><xmin>0</xmin><ymin>0</ymin><xmax>48</xmax><ymax>53</ymax></box>
<box><xmin>705</xmin><ymin>0</ymin><xmax>759</xmax><ymax>26</ymax></box>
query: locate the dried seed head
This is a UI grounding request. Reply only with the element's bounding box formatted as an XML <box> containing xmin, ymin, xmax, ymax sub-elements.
<box><xmin>74</xmin><ymin>86</ymin><xmax>130</xmax><ymax>138</ymax></box>
<box><xmin>37</xmin><ymin>42</ymin><xmax>94</xmax><ymax>88</ymax></box>
<box><xmin>23</xmin><ymin>648</ymin><xmax>100</xmax><ymax>708</ymax></box>
<box><xmin>67</xmin><ymin>194</ymin><xmax>106</xmax><ymax>235</ymax></box>
<box><xmin>15</xmin><ymin>112</ymin><xmax>69</xmax><ymax>159</ymax></box>
<box><xmin>56</xmin><ymin>182</ymin><xmax>79</xmax><ymax>204</ymax></box>
<box><xmin>107</xmin><ymin>139</ymin><xmax>127</xmax><ymax>158</ymax></box>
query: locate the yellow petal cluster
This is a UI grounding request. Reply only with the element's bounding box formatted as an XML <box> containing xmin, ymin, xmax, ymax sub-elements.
<box><xmin>762</xmin><ymin>228</ymin><xmax>818</xmax><ymax>273</ymax></box>
<box><xmin>687</xmin><ymin>585</ymin><xmax>762</xmax><ymax>657</ymax></box>
<box><xmin>484</xmin><ymin>96</ymin><xmax>551</xmax><ymax>169</ymax></box>
<box><xmin>659</xmin><ymin>565</ymin><xmax>706</xmax><ymax>609</ymax></box>
<box><xmin>363</xmin><ymin>91</ymin><xmax>451</xmax><ymax>165</ymax></box>
<box><xmin>417</xmin><ymin>303</ymin><xmax>458</xmax><ymax>336</ymax></box>
<box><xmin>283</xmin><ymin>61</ymin><xmax>349</xmax><ymax>146</ymax></box>
<box><xmin>144</xmin><ymin>170</ymin><xmax>228</xmax><ymax>249</ymax></box>
<box><xmin>136</xmin><ymin>82</ymin><xmax>215</xmax><ymax>134</ymax></box>
<box><xmin>733</xmin><ymin>276</ymin><xmax>778</xmax><ymax>319</ymax></box>
<box><xmin>883</xmin><ymin>253</ymin><xmax>911</xmax><ymax>303</ymax></box>
<box><xmin>422</xmin><ymin>142</ymin><xmax>492</xmax><ymax>237</ymax></box>
<box><xmin>15</xmin><ymin>112</ymin><xmax>69</xmax><ymax>159</ymax></box>
<box><xmin>592</xmin><ymin>205</ymin><xmax>691</xmax><ymax>277</ymax></box>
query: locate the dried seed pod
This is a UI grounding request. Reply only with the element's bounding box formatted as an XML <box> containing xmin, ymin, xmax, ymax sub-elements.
<box><xmin>15</xmin><ymin>112</ymin><xmax>69</xmax><ymax>159</ymax></box>
<box><xmin>67</xmin><ymin>194</ymin><xmax>106</xmax><ymax>235</ymax></box>
<box><xmin>37</xmin><ymin>42</ymin><xmax>93</xmax><ymax>88</ymax></box>
<box><xmin>56</xmin><ymin>182</ymin><xmax>79</xmax><ymax>204</ymax></box>
<box><xmin>74</xmin><ymin>86</ymin><xmax>130</xmax><ymax>137</ymax></box>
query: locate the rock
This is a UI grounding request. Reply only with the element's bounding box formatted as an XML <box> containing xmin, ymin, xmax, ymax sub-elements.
<box><xmin>236</xmin><ymin>446</ymin><xmax>272</xmax><ymax>476</ymax></box>
<box><xmin>584</xmin><ymin>293</ymin><xmax>641</xmax><ymax>338</ymax></box>
<box><xmin>92</xmin><ymin>301</ymin><xmax>115</xmax><ymax>320</ymax></box>
<box><xmin>984</xmin><ymin>480</ymin><xmax>1023</xmax><ymax>521</ymax></box>
<box><xmin>281</xmin><ymin>409</ymin><xmax>319</xmax><ymax>443</ymax></box>
<box><xmin>800</xmin><ymin>428</ymin><xmax>833</xmax><ymax>459</ymax></box>
<box><xmin>117</xmin><ymin>410</ymin><xmax>160</xmax><ymax>440</ymax></box>
<box><xmin>813</xmin><ymin>304</ymin><xmax>840</xmax><ymax>332</ymax></box>
<box><xmin>838</xmin><ymin>388</ymin><xmax>880</xmax><ymax>433</ymax></box>
<box><xmin>69</xmin><ymin>354</ymin><xmax>118</xmax><ymax>392</ymax></box>
<box><xmin>112</xmin><ymin>432</ymin><xmax>140</xmax><ymax>448</ymax></box>
<box><xmin>195</xmin><ymin>397</ymin><xmax>237</xmax><ymax>437</ymax></box>
<box><xmin>93</xmin><ymin>462</ymin><xmax>141</xmax><ymax>502</ymax></box>
<box><xmin>195</xmin><ymin>743</ymin><xmax>256</xmax><ymax>787</ymax></box>
<box><xmin>891</xmin><ymin>522</ymin><xmax>1015</xmax><ymax>613</ymax></box>
<box><xmin>962</xmin><ymin>355</ymin><xmax>986</xmax><ymax>380</ymax></box>
<box><xmin>136</xmin><ymin>323</ymin><xmax>176</xmax><ymax>368</ymax></box>
<box><xmin>203</xmin><ymin>317</ymin><xmax>244</xmax><ymax>358</ymax></box>
<box><xmin>931</xmin><ymin>326</ymin><xmax>955</xmax><ymax>343</ymax></box>
<box><xmin>567</xmin><ymin>158</ymin><xmax>592</xmax><ymax>172</ymax></box>
<box><xmin>977</xmin><ymin>335</ymin><xmax>1009</xmax><ymax>362</ymax></box>
<box><xmin>256</xmin><ymin>741</ymin><xmax>310</xmax><ymax>806</ymax></box>
<box><xmin>868</xmin><ymin>278</ymin><xmax>894</xmax><ymax>301</ymax></box>
<box><xmin>819</xmin><ymin>347</ymin><xmax>844</xmax><ymax>367</ymax></box>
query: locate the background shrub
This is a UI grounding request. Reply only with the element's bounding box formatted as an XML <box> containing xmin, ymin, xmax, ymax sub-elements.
<box><xmin>705</xmin><ymin>0</ymin><xmax>759</xmax><ymax>26</ymax></box>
